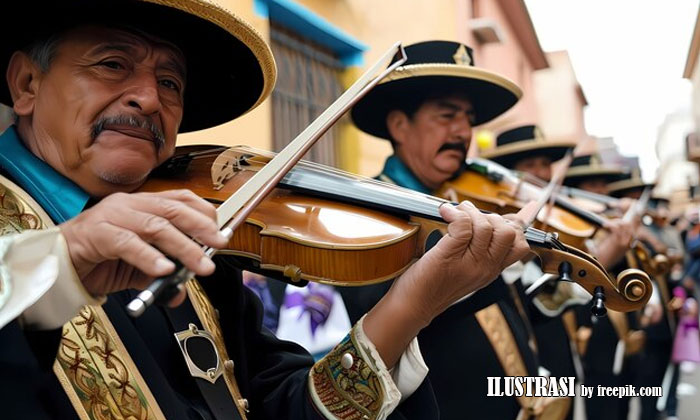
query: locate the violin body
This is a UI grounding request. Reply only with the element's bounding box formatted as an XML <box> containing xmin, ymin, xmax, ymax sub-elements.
<box><xmin>139</xmin><ymin>145</ymin><xmax>652</xmax><ymax>312</ymax></box>
<box><xmin>140</xmin><ymin>145</ymin><xmax>444</xmax><ymax>286</ymax></box>
<box><xmin>437</xmin><ymin>159</ymin><xmax>597</xmax><ymax>249</ymax></box>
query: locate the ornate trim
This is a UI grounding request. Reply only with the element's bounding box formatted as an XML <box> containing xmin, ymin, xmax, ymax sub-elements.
<box><xmin>0</xmin><ymin>175</ymin><xmax>166</xmax><ymax>420</ymax></box>
<box><xmin>309</xmin><ymin>325</ymin><xmax>384</xmax><ymax>420</ymax></box>
<box><xmin>475</xmin><ymin>304</ymin><xmax>571</xmax><ymax>420</ymax></box>
<box><xmin>53</xmin><ymin>305</ymin><xmax>167</xmax><ymax>420</ymax></box>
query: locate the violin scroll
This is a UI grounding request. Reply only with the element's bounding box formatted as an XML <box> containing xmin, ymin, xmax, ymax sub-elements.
<box><xmin>528</xmin><ymin>233</ymin><xmax>652</xmax><ymax>313</ymax></box>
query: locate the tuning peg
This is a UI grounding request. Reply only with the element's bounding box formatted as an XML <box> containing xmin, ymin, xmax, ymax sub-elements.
<box><xmin>591</xmin><ymin>286</ymin><xmax>607</xmax><ymax>317</ymax></box>
<box><xmin>558</xmin><ymin>261</ymin><xmax>573</xmax><ymax>282</ymax></box>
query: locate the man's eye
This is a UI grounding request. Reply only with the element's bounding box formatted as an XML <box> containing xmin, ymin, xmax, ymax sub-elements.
<box><xmin>159</xmin><ymin>79</ymin><xmax>181</xmax><ymax>92</ymax></box>
<box><xmin>99</xmin><ymin>60</ymin><xmax>125</xmax><ymax>70</ymax></box>
<box><xmin>440</xmin><ymin>113</ymin><xmax>456</xmax><ymax>119</ymax></box>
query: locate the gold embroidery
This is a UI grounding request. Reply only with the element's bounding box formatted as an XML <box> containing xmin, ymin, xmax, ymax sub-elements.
<box><xmin>0</xmin><ymin>175</ymin><xmax>165</xmax><ymax>420</ymax></box>
<box><xmin>475</xmin><ymin>304</ymin><xmax>570</xmax><ymax>420</ymax></box>
<box><xmin>54</xmin><ymin>306</ymin><xmax>166</xmax><ymax>420</ymax></box>
<box><xmin>309</xmin><ymin>326</ymin><xmax>384</xmax><ymax>420</ymax></box>
<box><xmin>185</xmin><ymin>279</ymin><xmax>249</xmax><ymax>419</ymax></box>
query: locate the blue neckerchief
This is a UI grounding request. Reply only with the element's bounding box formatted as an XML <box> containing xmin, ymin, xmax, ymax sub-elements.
<box><xmin>380</xmin><ymin>155</ymin><xmax>433</xmax><ymax>194</ymax></box>
<box><xmin>0</xmin><ymin>126</ymin><xmax>89</xmax><ymax>223</ymax></box>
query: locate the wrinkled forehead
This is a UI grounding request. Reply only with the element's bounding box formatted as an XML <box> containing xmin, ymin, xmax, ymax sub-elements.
<box><xmin>54</xmin><ymin>24</ymin><xmax>186</xmax><ymax>76</ymax></box>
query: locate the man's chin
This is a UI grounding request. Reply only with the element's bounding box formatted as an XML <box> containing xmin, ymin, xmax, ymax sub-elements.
<box><xmin>96</xmin><ymin>167</ymin><xmax>150</xmax><ymax>189</ymax></box>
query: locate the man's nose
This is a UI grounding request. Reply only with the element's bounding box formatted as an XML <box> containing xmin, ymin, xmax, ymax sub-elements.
<box><xmin>121</xmin><ymin>73</ymin><xmax>162</xmax><ymax>115</ymax></box>
<box><xmin>452</xmin><ymin>113</ymin><xmax>473</xmax><ymax>141</ymax></box>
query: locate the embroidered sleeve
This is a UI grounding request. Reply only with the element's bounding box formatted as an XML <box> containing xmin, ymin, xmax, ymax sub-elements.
<box><xmin>0</xmin><ymin>228</ymin><xmax>103</xmax><ymax>330</ymax></box>
<box><xmin>308</xmin><ymin>315</ymin><xmax>428</xmax><ymax>419</ymax></box>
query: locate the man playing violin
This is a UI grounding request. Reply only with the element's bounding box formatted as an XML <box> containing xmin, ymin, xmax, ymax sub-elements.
<box><xmin>607</xmin><ymin>170</ymin><xmax>676</xmax><ymax>420</ymax></box>
<box><xmin>0</xmin><ymin>1</ymin><xmax>532</xmax><ymax>419</ymax></box>
<box><xmin>563</xmin><ymin>156</ymin><xmax>651</xmax><ymax>420</ymax></box>
<box><xmin>342</xmin><ymin>41</ymin><xmax>561</xmax><ymax>420</ymax></box>
<box><xmin>480</xmin><ymin>125</ymin><xmax>581</xmax><ymax>420</ymax></box>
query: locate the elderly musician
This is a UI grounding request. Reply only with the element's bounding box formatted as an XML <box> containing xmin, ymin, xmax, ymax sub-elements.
<box><xmin>0</xmin><ymin>2</ymin><xmax>532</xmax><ymax>419</ymax></box>
<box><xmin>339</xmin><ymin>41</ymin><xmax>565</xmax><ymax>420</ymax></box>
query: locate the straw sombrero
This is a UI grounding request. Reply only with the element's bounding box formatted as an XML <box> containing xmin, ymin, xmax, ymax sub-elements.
<box><xmin>0</xmin><ymin>0</ymin><xmax>276</xmax><ymax>133</ymax></box>
<box><xmin>607</xmin><ymin>167</ymin><xmax>655</xmax><ymax>197</ymax></box>
<box><xmin>480</xmin><ymin>125</ymin><xmax>575</xmax><ymax>168</ymax></box>
<box><xmin>563</xmin><ymin>154</ymin><xmax>626</xmax><ymax>187</ymax></box>
<box><xmin>351</xmin><ymin>40</ymin><xmax>521</xmax><ymax>140</ymax></box>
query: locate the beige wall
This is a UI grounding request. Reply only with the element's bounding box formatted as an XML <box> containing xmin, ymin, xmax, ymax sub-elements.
<box><xmin>177</xmin><ymin>0</ymin><xmax>273</xmax><ymax>151</ymax></box>
<box><xmin>475</xmin><ymin>0</ymin><xmax>539</xmax><ymax>134</ymax></box>
<box><xmin>179</xmin><ymin>0</ymin><xmax>551</xmax><ymax>177</ymax></box>
<box><xmin>533</xmin><ymin>51</ymin><xmax>587</xmax><ymax>143</ymax></box>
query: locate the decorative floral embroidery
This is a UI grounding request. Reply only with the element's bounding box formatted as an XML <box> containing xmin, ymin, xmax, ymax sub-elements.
<box><xmin>310</xmin><ymin>325</ymin><xmax>384</xmax><ymax>420</ymax></box>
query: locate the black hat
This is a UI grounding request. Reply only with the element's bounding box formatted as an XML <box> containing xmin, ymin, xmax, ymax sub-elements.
<box><xmin>607</xmin><ymin>167</ymin><xmax>655</xmax><ymax>197</ymax></box>
<box><xmin>563</xmin><ymin>154</ymin><xmax>626</xmax><ymax>187</ymax></box>
<box><xmin>480</xmin><ymin>125</ymin><xmax>575</xmax><ymax>168</ymax></box>
<box><xmin>351</xmin><ymin>40</ymin><xmax>521</xmax><ymax>140</ymax></box>
<box><xmin>0</xmin><ymin>0</ymin><xmax>276</xmax><ymax>133</ymax></box>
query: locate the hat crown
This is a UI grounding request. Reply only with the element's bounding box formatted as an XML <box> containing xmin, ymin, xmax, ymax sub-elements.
<box><xmin>571</xmin><ymin>154</ymin><xmax>605</xmax><ymax>168</ymax></box>
<box><xmin>496</xmin><ymin>125</ymin><xmax>544</xmax><ymax>147</ymax></box>
<box><xmin>391</xmin><ymin>41</ymin><xmax>475</xmax><ymax>67</ymax></box>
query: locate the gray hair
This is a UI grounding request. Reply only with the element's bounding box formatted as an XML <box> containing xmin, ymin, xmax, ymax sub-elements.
<box><xmin>23</xmin><ymin>32</ymin><xmax>64</xmax><ymax>73</ymax></box>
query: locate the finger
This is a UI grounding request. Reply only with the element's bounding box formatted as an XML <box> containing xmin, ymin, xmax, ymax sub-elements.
<box><xmin>439</xmin><ymin>203</ymin><xmax>473</xmax><ymax>246</ymax></box>
<box><xmin>485</xmin><ymin>214</ymin><xmax>517</xmax><ymax>263</ymax></box>
<box><xmin>456</xmin><ymin>201</ymin><xmax>492</xmax><ymax>254</ymax></box>
<box><xmin>86</xmin><ymin>223</ymin><xmax>177</xmax><ymax>279</ymax></box>
<box><xmin>110</xmin><ymin>209</ymin><xmax>217</xmax><ymax>276</ymax></box>
<box><xmin>107</xmin><ymin>192</ymin><xmax>227</xmax><ymax>250</ymax></box>
<box><xmin>141</xmin><ymin>189</ymin><xmax>218</xmax><ymax>222</ymax></box>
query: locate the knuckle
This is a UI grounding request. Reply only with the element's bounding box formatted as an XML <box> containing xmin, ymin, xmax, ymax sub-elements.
<box><xmin>112</xmin><ymin>229</ymin><xmax>138</xmax><ymax>251</ymax></box>
<box><xmin>141</xmin><ymin>214</ymin><xmax>170</xmax><ymax>238</ymax></box>
<box><xmin>155</xmin><ymin>198</ymin><xmax>183</xmax><ymax>218</ymax></box>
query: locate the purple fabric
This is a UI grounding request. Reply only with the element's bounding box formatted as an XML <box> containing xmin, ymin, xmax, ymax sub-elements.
<box><xmin>284</xmin><ymin>283</ymin><xmax>334</xmax><ymax>336</ymax></box>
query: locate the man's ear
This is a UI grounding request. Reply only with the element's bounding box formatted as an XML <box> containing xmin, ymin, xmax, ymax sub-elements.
<box><xmin>6</xmin><ymin>51</ymin><xmax>42</xmax><ymax>117</ymax></box>
<box><xmin>386</xmin><ymin>110</ymin><xmax>410</xmax><ymax>146</ymax></box>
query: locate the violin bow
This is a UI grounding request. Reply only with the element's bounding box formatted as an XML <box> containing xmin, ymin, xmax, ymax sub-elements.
<box><xmin>521</xmin><ymin>147</ymin><xmax>575</xmax><ymax>228</ymax></box>
<box><xmin>127</xmin><ymin>43</ymin><xmax>408</xmax><ymax>317</ymax></box>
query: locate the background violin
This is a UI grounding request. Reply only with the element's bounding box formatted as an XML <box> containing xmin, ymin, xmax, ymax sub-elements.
<box><xmin>437</xmin><ymin>157</ymin><xmax>611</xmax><ymax>250</ymax></box>
<box><xmin>137</xmin><ymin>144</ymin><xmax>652</xmax><ymax>315</ymax></box>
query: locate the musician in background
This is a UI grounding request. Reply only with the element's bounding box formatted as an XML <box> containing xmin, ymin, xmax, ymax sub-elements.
<box><xmin>563</xmin><ymin>157</ymin><xmax>647</xmax><ymax>420</ymax></box>
<box><xmin>0</xmin><ymin>2</ymin><xmax>532</xmax><ymax>419</ymax></box>
<box><xmin>341</xmin><ymin>40</ymin><xmax>569</xmax><ymax>420</ymax></box>
<box><xmin>608</xmin><ymin>171</ymin><xmax>676</xmax><ymax>420</ymax></box>
<box><xmin>480</xmin><ymin>124</ymin><xmax>580</xmax><ymax>420</ymax></box>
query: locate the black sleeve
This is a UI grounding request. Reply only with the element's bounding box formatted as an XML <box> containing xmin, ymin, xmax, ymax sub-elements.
<box><xmin>206</xmin><ymin>258</ymin><xmax>439</xmax><ymax>420</ymax></box>
<box><xmin>0</xmin><ymin>319</ymin><xmax>70</xmax><ymax>419</ymax></box>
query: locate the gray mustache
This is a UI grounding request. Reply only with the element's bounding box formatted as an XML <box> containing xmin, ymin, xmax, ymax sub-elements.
<box><xmin>92</xmin><ymin>115</ymin><xmax>165</xmax><ymax>150</ymax></box>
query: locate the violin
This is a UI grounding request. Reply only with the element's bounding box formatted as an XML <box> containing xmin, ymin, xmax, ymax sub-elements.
<box><xmin>436</xmin><ymin>157</ymin><xmax>610</xmax><ymax>250</ymax></box>
<box><xmin>136</xmin><ymin>144</ymin><xmax>652</xmax><ymax>315</ymax></box>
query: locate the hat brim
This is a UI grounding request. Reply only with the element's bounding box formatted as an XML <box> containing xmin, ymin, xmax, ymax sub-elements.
<box><xmin>0</xmin><ymin>0</ymin><xmax>276</xmax><ymax>133</ymax></box>
<box><xmin>351</xmin><ymin>64</ymin><xmax>521</xmax><ymax>140</ymax></box>
<box><xmin>607</xmin><ymin>179</ymin><xmax>655</xmax><ymax>197</ymax></box>
<box><xmin>480</xmin><ymin>140</ymin><xmax>575</xmax><ymax>168</ymax></box>
<box><xmin>563</xmin><ymin>165</ymin><xmax>626</xmax><ymax>186</ymax></box>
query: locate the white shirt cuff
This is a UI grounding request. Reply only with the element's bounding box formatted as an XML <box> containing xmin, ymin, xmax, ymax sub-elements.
<box><xmin>0</xmin><ymin>228</ymin><xmax>102</xmax><ymax>330</ymax></box>
<box><xmin>356</xmin><ymin>315</ymin><xmax>429</xmax><ymax>404</ymax></box>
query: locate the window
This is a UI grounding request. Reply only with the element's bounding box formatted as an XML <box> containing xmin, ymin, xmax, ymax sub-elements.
<box><xmin>269</xmin><ymin>24</ymin><xmax>343</xmax><ymax>166</ymax></box>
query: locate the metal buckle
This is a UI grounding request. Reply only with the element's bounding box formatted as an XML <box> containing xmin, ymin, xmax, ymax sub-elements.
<box><xmin>174</xmin><ymin>323</ymin><xmax>224</xmax><ymax>384</ymax></box>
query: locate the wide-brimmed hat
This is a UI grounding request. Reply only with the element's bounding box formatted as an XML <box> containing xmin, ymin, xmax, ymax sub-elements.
<box><xmin>351</xmin><ymin>40</ymin><xmax>521</xmax><ymax>140</ymax></box>
<box><xmin>563</xmin><ymin>154</ymin><xmax>626</xmax><ymax>187</ymax></box>
<box><xmin>0</xmin><ymin>0</ymin><xmax>276</xmax><ymax>133</ymax></box>
<box><xmin>607</xmin><ymin>167</ymin><xmax>655</xmax><ymax>197</ymax></box>
<box><xmin>480</xmin><ymin>125</ymin><xmax>575</xmax><ymax>168</ymax></box>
